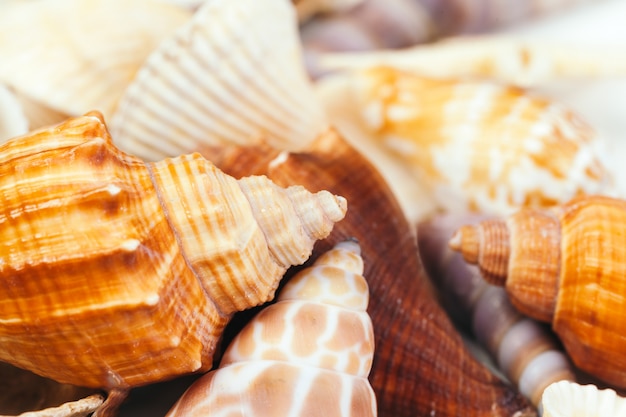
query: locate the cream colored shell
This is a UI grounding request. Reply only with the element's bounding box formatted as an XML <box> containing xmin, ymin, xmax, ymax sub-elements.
<box><xmin>0</xmin><ymin>113</ymin><xmax>346</xmax><ymax>394</ymax></box>
<box><xmin>541</xmin><ymin>381</ymin><xmax>626</xmax><ymax>417</ymax></box>
<box><xmin>0</xmin><ymin>0</ymin><xmax>191</xmax><ymax>123</ymax></box>
<box><xmin>166</xmin><ymin>240</ymin><xmax>377</xmax><ymax>416</ymax></box>
<box><xmin>111</xmin><ymin>0</ymin><xmax>328</xmax><ymax>161</ymax></box>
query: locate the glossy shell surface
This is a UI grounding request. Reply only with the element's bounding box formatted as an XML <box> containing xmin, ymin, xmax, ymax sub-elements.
<box><xmin>0</xmin><ymin>113</ymin><xmax>346</xmax><ymax>394</ymax></box>
<box><xmin>166</xmin><ymin>240</ymin><xmax>376</xmax><ymax>416</ymax></box>
<box><xmin>450</xmin><ymin>195</ymin><xmax>626</xmax><ymax>388</ymax></box>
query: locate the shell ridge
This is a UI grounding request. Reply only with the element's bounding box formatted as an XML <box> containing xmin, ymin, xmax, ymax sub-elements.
<box><xmin>145</xmin><ymin>160</ymin><xmax>228</xmax><ymax>320</ymax></box>
<box><xmin>232</xmin><ymin>174</ymin><xmax>285</xmax><ymax>271</ymax></box>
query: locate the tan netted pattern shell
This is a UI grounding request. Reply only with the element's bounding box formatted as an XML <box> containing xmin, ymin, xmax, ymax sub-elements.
<box><xmin>0</xmin><ymin>113</ymin><xmax>346</xmax><ymax>394</ymax></box>
<box><xmin>166</xmin><ymin>240</ymin><xmax>377</xmax><ymax>417</ymax></box>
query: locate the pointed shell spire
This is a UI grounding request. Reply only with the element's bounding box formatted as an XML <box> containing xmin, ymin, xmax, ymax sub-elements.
<box><xmin>0</xmin><ymin>113</ymin><xmax>346</xmax><ymax>396</ymax></box>
<box><xmin>165</xmin><ymin>240</ymin><xmax>376</xmax><ymax>417</ymax></box>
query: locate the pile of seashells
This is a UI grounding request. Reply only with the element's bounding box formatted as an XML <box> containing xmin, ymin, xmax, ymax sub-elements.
<box><xmin>1</xmin><ymin>0</ymin><xmax>626</xmax><ymax>416</ymax></box>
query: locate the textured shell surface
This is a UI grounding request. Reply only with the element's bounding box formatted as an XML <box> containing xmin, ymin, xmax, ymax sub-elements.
<box><xmin>198</xmin><ymin>129</ymin><xmax>537</xmax><ymax>417</ymax></box>
<box><xmin>541</xmin><ymin>381</ymin><xmax>626</xmax><ymax>417</ymax></box>
<box><xmin>111</xmin><ymin>0</ymin><xmax>328</xmax><ymax>162</ymax></box>
<box><xmin>166</xmin><ymin>240</ymin><xmax>376</xmax><ymax>416</ymax></box>
<box><xmin>316</xmin><ymin>66</ymin><xmax>613</xmax><ymax>222</ymax></box>
<box><xmin>0</xmin><ymin>113</ymin><xmax>346</xmax><ymax>401</ymax></box>
<box><xmin>417</xmin><ymin>214</ymin><xmax>576</xmax><ymax>407</ymax></box>
<box><xmin>449</xmin><ymin>194</ymin><xmax>626</xmax><ymax>389</ymax></box>
<box><xmin>0</xmin><ymin>0</ymin><xmax>191</xmax><ymax>120</ymax></box>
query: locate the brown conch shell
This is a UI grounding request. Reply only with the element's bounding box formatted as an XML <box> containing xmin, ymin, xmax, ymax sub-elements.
<box><xmin>201</xmin><ymin>129</ymin><xmax>536</xmax><ymax>416</ymax></box>
<box><xmin>316</xmin><ymin>66</ymin><xmax>613</xmax><ymax>223</ymax></box>
<box><xmin>450</xmin><ymin>194</ymin><xmax>626</xmax><ymax>389</ymax></box>
<box><xmin>0</xmin><ymin>113</ymin><xmax>346</xmax><ymax>414</ymax></box>
<box><xmin>166</xmin><ymin>239</ymin><xmax>377</xmax><ymax>416</ymax></box>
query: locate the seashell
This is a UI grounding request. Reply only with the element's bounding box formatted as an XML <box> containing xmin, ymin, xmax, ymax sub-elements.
<box><xmin>315</xmin><ymin>66</ymin><xmax>614</xmax><ymax>223</ymax></box>
<box><xmin>0</xmin><ymin>112</ymin><xmax>346</xmax><ymax>415</ymax></box>
<box><xmin>0</xmin><ymin>84</ymin><xmax>28</xmax><ymax>142</ymax></box>
<box><xmin>315</xmin><ymin>35</ymin><xmax>626</xmax><ymax>87</ymax></box>
<box><xmin>199</xmin><ymin>128</ymin><xmax>537</xmax><ymax>417</ymax></box>
<box><xmin>165</xmin><ymin>239</ymin><xmax>377</xmax><ymax>416</ymax></box>
<box><xmin>110</xmin><ymin>0</ymin><xmax>328</xmax><ymax>162</ymax></box>
<box><xmin>449</xmin><ymin>194</ymin><xmax>626</xmax><ymax>389</ymax></box>
<box><xmin>541</xmin><ymin>380</ymin><xmax>626</xmax><ymax>417</ymax></box>
<box><xmin>301</xmin><ymin>1</ymin><xmax>603</xmax><ymax>77</ymax></box>
<box><xmin>418</xmin><ymin>215</ymin><xmax>576</xmax><ymax>406</ymax></box>
<box><xmin>0</xmin><ymin>0</ymin><xmax>191</xmax><ymax>121</ymax></box>
<box><xmin>0</xmin><ymin>394</ymin><xmax>105</xmax><ymax>417</ymax></box>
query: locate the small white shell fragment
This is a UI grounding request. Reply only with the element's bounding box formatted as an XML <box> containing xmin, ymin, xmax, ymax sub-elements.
<box><xmin>1</xmin><ymin>393</ymin><xmax>105</xmax><ymax>417</ymax></box>
<box><xmin>0</xmin><ymin>84</ymin><xmax>28</xmax><ymax>142</ymax></box>
<box><xmin>0</xmin><ymin>0</ymin><xmax>191</xmax><ymax>120</ymax></box>
<box><xmin>541</xmin><ymin>380</ymin><xmax>626</xmax><ymax>417</ymax></box>
<box><xmin>111</xmin><ymin>0</ymin><xmax>328</xmax><ymax>161</ymax></box>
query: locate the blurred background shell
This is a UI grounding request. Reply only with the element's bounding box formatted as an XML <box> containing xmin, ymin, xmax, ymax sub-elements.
<box><xmin>0</xmin><ymin>0</ymin><xmax>191</xmax><ymax>130</ymax></box>
<box><xmin>316</xmin><ymin>66</ymin><xmax>614</xmax><ymax>223</ymax></box>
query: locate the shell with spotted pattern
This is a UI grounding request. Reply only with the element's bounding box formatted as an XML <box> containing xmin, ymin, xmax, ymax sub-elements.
<box><xmin>165</xmin><ymin>240</ymin><xmax>377</xmax><ymax>417</ymax></box>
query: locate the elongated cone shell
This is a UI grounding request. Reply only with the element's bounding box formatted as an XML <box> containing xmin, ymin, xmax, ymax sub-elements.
<box><xmin>166</xmin><ymin>240</ymin><xmax>377</xmax><ymax>416</ymax></box>
<box><xmin>449</xmin><ymin>195</ymin><xmax>626</xmax><ymax>388</ymax></box>
<box><xmin>0</xmin><ymin>113</ymin><xmax>346</xmax><ymax>395</ymax></box>
<box><xmin>200</xmin><ymin>129</ymin><xmax>536</xmax><ymax>417</ymax></box>
<box><xmin>316</xmin><ymin>66</ymin><xmax>612</xmax><ymax>223</ymax></box>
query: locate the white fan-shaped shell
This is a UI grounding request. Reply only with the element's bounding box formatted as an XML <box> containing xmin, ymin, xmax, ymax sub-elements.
<box><xmin>111</xmin><ymin>0</ymin><xmax>328</xmax><ymax>161</ymax></box>
<box><xmin>0</xmin><ymin>0</ymin><xmax>191</xmax><ymax>120</ymax></box>
<box><xmin>541</xmin><ymin>381</ymin><xmax>626</xmax><ymax>417</ymax></box>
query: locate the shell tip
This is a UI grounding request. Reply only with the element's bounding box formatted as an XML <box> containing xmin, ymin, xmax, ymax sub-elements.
<box><xmin>449</xmin><ymin>225</ymin><xmax>480</xmax><ymax>265</ymax></box>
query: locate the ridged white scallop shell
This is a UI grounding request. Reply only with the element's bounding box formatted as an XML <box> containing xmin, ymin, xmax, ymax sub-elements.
<box><xmin>316</xmin><ymin>67</ymin><xmax>614</xmax><ymax>222</ymax></box>
<box><xmin>111</xmin><ymin>0</ymin><xmax>328</xmax><ymax>161</ymax></box>
<box><xmin>165</xmin><ymin>240</ymin><xmax>376</xmax><ymax>416</ymax></box>
<box><xmin>0</xmin><ymin>0</ymin><xmax>191</xmax><ymax>120</ymax></box>
<box><xmin>0</xmin><ymin>84</ymin><xmax>28</xmax><ymax>142</ymax></box>
<box><xmin>541</xmin><ymin>381</ymin><xmax>626</xmax><ymax>417</ymax></box>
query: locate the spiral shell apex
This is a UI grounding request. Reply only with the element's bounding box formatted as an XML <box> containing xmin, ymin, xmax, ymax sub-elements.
<box><xmin>0</xmin><ymin>113</ymin><xmax>346</xmax><ymax>401</ymax></box>
<box><xmin>449</xmin><ymin>194</ymin><xmax>626</xmax><ymax>388</ymax></box>
<box><xmin>166</xmin><ymin>239</ymin><xmax>376</xmax><ymax>417</ymax></box>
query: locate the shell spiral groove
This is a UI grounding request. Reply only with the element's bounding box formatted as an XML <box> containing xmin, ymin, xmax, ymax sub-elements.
<box><xmin>450</xmin><ymin>194</ymin><xmax>626</xmax><ymax>388</ymax></box>
<box><xmin>0</xmin><ymin>113</ymin><xmax>346</xmax><ymax>398</ymax></box>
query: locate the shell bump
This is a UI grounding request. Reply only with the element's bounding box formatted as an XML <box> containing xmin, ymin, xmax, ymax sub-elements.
<box><xmin>0</xmin><ymin>113</ymin><xmax>346</xmax><ymax>414</ymax></box>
